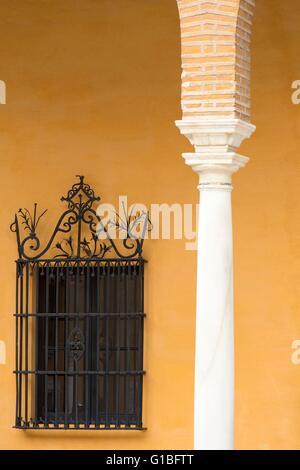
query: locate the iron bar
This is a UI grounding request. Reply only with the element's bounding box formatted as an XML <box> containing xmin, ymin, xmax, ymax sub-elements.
<box><xmin>105</xmin><ymin>265</ymin><xmax>110</xmax><ymax>428</ymax></box>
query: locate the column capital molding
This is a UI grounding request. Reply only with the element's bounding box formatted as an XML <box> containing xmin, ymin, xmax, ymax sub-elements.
<box><xmin>175</xmin><ymin>118</ymin><xmax>256</xmax><ymax>152</ymax></box>
<box><xmin>182</xmin><ymin>152</ymin><xmax>248</xmax><ymax>190</ymax></box>
<box><xmin>175</xmin><ymin>118</ymin><xmax>256</xmax><ymax>190</ymax></box>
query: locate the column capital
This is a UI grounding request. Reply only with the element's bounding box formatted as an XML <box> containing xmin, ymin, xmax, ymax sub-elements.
<box><xmin>175</xmin><ymin>118</ymin><xmax>256</xmax><ymax>190</ymax></box>
<box><xmin>175</xmin><ymin>118</ymin><xmax>256</xmax><ymax>151</ymax></box>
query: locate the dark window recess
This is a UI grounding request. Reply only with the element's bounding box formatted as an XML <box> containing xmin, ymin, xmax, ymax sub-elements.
<box><xmin>35</xmin><ymin>262</ymin><xmax>144</xmax><ymax>429</ymax></box>
<box><xmin>11</xmin><ymin>176</ymin><xmax>148</xmax><ymax>430</ymax></box>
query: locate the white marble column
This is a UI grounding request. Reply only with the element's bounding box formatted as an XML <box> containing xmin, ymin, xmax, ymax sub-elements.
<box><xmin>176</xmin><ymin>119</ymin><xmax>255</xmax><ymax>450</ymax></box>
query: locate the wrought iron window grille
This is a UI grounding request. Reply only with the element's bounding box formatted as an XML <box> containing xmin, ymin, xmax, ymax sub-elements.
<box><xmin>11</xmin><ymin>176</ymin><xmax>148</xmax><ymax>430</ymax></box>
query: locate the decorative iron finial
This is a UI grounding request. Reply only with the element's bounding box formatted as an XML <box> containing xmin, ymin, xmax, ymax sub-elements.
<box><xmin>61</xmin><ymin>175</ymin><xmax>100</xmax><ymax>212</ymax></box>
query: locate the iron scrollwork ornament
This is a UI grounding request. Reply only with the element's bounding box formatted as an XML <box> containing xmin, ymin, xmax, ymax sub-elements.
<box><xmin>10</xmin><ymin>175</ymin><xmax>150</xmax><ymax>261</ymax></box>
<box><xmin>68</xmin><ymin>327</ymin><xmax>85</xmax><ymax>362</ymax></box>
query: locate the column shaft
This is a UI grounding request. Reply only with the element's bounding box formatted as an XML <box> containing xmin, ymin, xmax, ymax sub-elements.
<box><xmin>195</xmin><ymin>186</ymin><xmax>234</xmax><ymax>450</ymax></box>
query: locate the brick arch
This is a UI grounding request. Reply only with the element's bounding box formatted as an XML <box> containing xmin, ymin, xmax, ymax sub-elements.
<box><xmin>176</xmin><ymin>0</ymin><xmax>255</xmax><ymax>121</ymax></box>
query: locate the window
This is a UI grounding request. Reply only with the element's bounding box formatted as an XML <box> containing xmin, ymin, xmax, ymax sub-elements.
<box><xmin>11</xmin><ymin>177</ymin><xmax>147</xmax><ymax>430</ymax></box>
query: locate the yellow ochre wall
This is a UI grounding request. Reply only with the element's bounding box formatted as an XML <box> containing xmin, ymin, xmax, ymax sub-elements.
<box><xmin>236</xmin><ymin>0</ymin><xmax>300</xmax><ymax>451</ymax></box>
<box><xmin>0</xmin><ymin>0</ymin><xmax>194</xmax><ymax>450</ymax></box>
<box><xmin>0</xmin><ymin>0</ymin><xmax>299</xmax><ymax>450</ymax></box>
